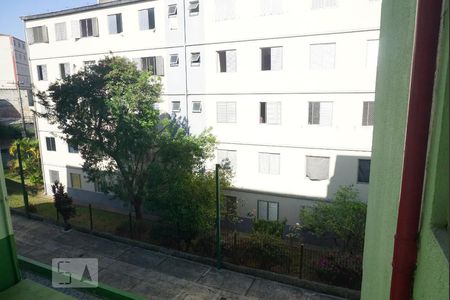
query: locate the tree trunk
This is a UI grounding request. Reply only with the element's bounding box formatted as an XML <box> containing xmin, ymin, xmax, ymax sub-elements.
<box><xmin>134</xmin><ymin>202</ymin><xmax>143</xmax><ymax>220</ymax></box>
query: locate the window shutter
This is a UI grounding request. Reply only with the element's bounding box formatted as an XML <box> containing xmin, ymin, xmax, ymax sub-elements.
<box><xmin>258</xmin><ymin>201</ymin><xmax>268</xmax><ymax>220</ymax></box>
<box><xmin>358</xmin><ymin>159</ymin><xmax>371</xmax><ymax>183</ymax></box>
<box><xmin>226</xmin><ymin>102</ymin><xmax>236</xmax><ymax>123</ymax></box>
<box><xmin>156</xmin><ymin>56</ymin><xmax>164</xmax><ymax>76</ymax></box>
<box><xmin>367</xmin><ymin>102</ymin><xmax>374</xmax><ymax>125</ymax></box>
<box><xmin>55</xmin><ymin>23</ymin><xmax>67</xmax><ymax>41</ymax></box>
<box><xmin>217</xmin><ymin>102</ymin><xmax>227</xmax><ymax>123</ymax></box>
<box><xmin>319</xmin><ymin>102</ymin><xmax>333</xmax><ymax>126</ymax></box>
<box><xmin>148</xmin><ymin>8</ymin><xmax>155</xmax><ymax>29</ymax></box>
<box><xmin>268</xmin><ymin>202</ymin><xmax>278</xmax><ymax>221</ymax></box>
<box><xmin>225</xmin><ymin>50</ymin><xmax>237</xmax><ymax>72</ymax></box>
<box><xmin>64</xmin><ymin>63</ymin><xmax>70</xmax><ymax>77</ymax></box>
<box><xmin>108</xmin><ymin>15</ymin><xmax>117</xmax><ymax>34</ymax></box>
<box><xmin>71</xmin><ymin>20</ymin><xmax>81</xmax><ymax>38</ymax></box>
<box><xmin>133</xmin><ymin>58</ymin><xmax>143</xmax><ymax>70</ymax></box>
<box><xmin>46</xmin><ymin>138</ymin><xmax>51</xmax><ymax>150</ymax></box>
<box><xmin>42</xmin><ymin>26</ymin><xmax>49</xmax><ymax>42</ymax></box>
<box><xmin>258</xmin><ymin>153</ymin><xmax>270</xmax><ymax>174</ymax></box>
<box><xmin>139</xmin><ymin>9</ymin><xmax>150</xmax><ymax>30</ymax></box>
<box><xmin>92</xmin><ymin>18</ymin><xmax>99</xmax><ymax>36</ymax></box>
<box><xmin>42</xmin><ymin>65</ymin><xmax>48</xmax><ymax>81</ymax></box>
<box><xmin>306</xmin><ymin>156</ymin><xmax>330</xmax><ymax>180</ymax></box>
<box><xmin>26</xmin><ymin>28</ymin><xmax>34</xmax><ymax>44</ymax></box>
<box><xmin>310</xmin><ymin>43</ymin><xmax>336</xmax><ymax>70</ymax></box>
<box><xmin>269</xmin><ymin>154</ymin><xmax>280</xmax><ymax>174</ymax></box>
<box><xmin>261</xmin><ymin>0</ymin><xmax>283</xmax><ymax>16</ymax></box>
<box><xmin>270</xmin><ymin>47</ymin><xmax>283</xmax><ymax>70</ymax></box>
<box><xmin>267</xmin><ymin>102</ymin><xmax>281</xmax><ymax>124</ymax></box>
<box><xmin>49</xmin><ymin>170</ymin><xmax>59</xmax><ymax>184</ymax></box>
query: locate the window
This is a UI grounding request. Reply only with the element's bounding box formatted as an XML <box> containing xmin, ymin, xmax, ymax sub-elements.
<box><xmin>170</xmin><ymin>54</ymin><xmax>179</xmax><ymax>67</ymax></box>
<box><xmin>366</xmin><ymin>39</ymin><xmax>379</xmax><ymax>69</ymax></box>
<box><xmin>259</xmin><ymin>102</ymin><xmax>281</xmax><ymax>124</ymax></box>
<box><xmin>215</xmin><ymin>0</ymin><xmax>236</xmax><ymax>21</ymax></box>
<box><xmin>217</xmin><ymin>50</ymin><xmax>237</xmax><ymax>72</ymax></box>
<box><xmin>27</xmin><ymin>90</ymin><xmax>34</xmax><ymax>107</ymax></box>
<box><xmin>37</xmin><ymin>65</ymin><xmax>47</xmax><ymax>81</ymax></box>
<box><xmin>139</xmin><ymin>8</ymin><xmax>155</xmax><ymax>30</ymax></box>
<box><xmin>217</xmin><ymin>149</ymin><xmax>237</xmax><ymax>171</ymax></box>
<box><xmin>310</xmin><ymin>43</ymin><xmax>336</xmax><ymax>70</ymax></box>
<box><xmin>358</xmin><ymin>159</ymin><xmax>371</xmax><ymax>183</ymax></box>
<box><xmin>192</xmin><ymin>101</ymin><xmax>202</xmax><ymax>113</ymax></box>
<box><xmin>136</xmin><ymin>56</ymin><xmax>164</xmax><ymax>76</ymax></box>
<box><xmin>217</xmin><ymin>102</ymin><xmax>236</xmax><ymax>123</ymax></box>
<box><xmin>49</xmin><ymin>170</ymin><xmax>60</xmax><ymax>184</ymax></box>
<box><xmin>261</xmin><ymin>47</ymin><xmax>283</xmax><ymax>71</ymax></box>
<box><xmin>259</xmin><ymin>152</ymin><xmax>280</xmax><ymax>175</ymax></box>
<box><xmin>258</xmin><ymin>200</ymin><xmax>279</xmax><ymax>221</ymax></box>
<box><xmin>26</xmin><ymin>26</ymin><xmax>48</xmax><ymax>44</ymax></box>
<box><xmin>168</xmin><ymin>4</ymin><xmax>177</xmax><ymax>17</ymax></box>
<box><xmin>84</xmin><ymin>60</ymin><xmax>95</xmax><ymax>67</ymax></box>
<box><xmin>46</xmin><ymin>137</ymin><xmax>56</xmax><ymax>151</ymax></box>
<box><xmin>168</xmin><ymin>5</ymin><xmax>178</xmax><ymax>29</ymax></box>
<box><xmin>68</xmin><ymin>144</ymin><xmax>79</xmax><ymax>153</ymax></box>
<box><xmin>189</xmin><ymin>1</ymin><xmax>200</xmax><ymax>15</ymax></box>
<box><xmin>306</xmin><ymin>156</ymin><xmax>330</xmax><ymax>180</ymax></box>
<box><xmin>171</xmin><ymin>101</ymin><xmax>181</xmax><ymax>113</ymax></box>
<box><xmin>308</xmin><ymin>102</ymin><xmax>333</xmax><ymax>126</ymax></box>
<box><xmin>108</xmin><ymin>14</ymin><xmax>123</xmax><ymax>34</ymax></box>
<box><xmin>78</xmin><ymin>18</ymin><xmax>99</xmax><ymax>38</ymax></box>
<box><xmin>59</xmin><ymin>63</ymin><xmax>70</xmax><ymax>79</ymax></box>
<box><xmin>362</xmin><ymin>101</ymin><xmax>375</xmax><ymax>126</ymax></box>
<box><xmin>311</xmin><ymin>0</ymin><xmax>337</xmax><ymax>9</ymax></box>
<box><xmin>70</xmin><ymin>173</ymin><xmax>82</xmax><ymax>189</ymax></box>
<box><xmin>55</xmin><ymin>22</ymin><xmax>67</xmax><ymax>41</ymax></box>
<box><xmin>191</xmin><ymin>52</ymin><xmax>201</xmax><ymax>66</ymax></box>
<box><xmin>260</xmin><ymin>0</ymin><xmax>283</xmax><ymax>15</ymax></box>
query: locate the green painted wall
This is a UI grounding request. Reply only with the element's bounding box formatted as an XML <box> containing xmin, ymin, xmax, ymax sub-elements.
<box><xmin>412</xmin><ymin>1</ymin><xmax>449</xmax><ymax>298</ymax></box>
<box><xmin>361</xmin><ymin>0</ymin><xmax>449</xmax><ymax>299</ymax></box>
<box><xmin>360</xmin><ymin>0</ymin><xmax>417</xmax><ymax>298</ymax></box>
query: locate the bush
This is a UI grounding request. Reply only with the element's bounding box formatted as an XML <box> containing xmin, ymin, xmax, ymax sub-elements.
<box><xmin>252</xmin><ymin>218</ymin><xmax>287</xmax><ymax>237</ymax></box>
<box><xmin>314</xmin><ymin>252</ymin><xmax>363</xmax><ymax>289</ymax></box>
<box><xmin>52</xmin><ymin>181</ymin><xmax>76</xmax><ymax>231</ymax></box>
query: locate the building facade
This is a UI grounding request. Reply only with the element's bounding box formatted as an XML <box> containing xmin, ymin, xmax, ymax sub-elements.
<box><xmin>23</xmin><ymin>0</ymin><xmax>381</xmax><ymax>224</ymax></box>
<box><xmin>0</xmin><ymin>34</ymin><xmax>33</xmax><ymax>125</ymax></box>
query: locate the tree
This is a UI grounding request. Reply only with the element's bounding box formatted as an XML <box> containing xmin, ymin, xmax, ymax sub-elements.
<box><xmin>9</xmin><ymin>138</ymin><xmax>43</xmax><ymax>185</ymax></box>
<box><xmin>299</xmin><ymin>185</ymin><xmax>367</xmax><ymax>253</ymax></box>
<box><xmin>37</xmin><ymin>56</ymin><xmax>163</xmax><ymax>219</ymax></box>
<box><xmin>52</xmin><ymin>181</ymin><xmax>76</xmax><ymax>231</ymax></box>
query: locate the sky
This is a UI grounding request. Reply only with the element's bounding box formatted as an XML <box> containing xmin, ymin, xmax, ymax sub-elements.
<box><xmin>0</xmin><ymin>1</ymin><xmax>97</xmax><ymax>40</ymax></box>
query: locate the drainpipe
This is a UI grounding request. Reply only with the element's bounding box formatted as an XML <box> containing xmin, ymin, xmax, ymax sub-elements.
<box><xmin>390</xmin><ymin>0</ymin><xmax>443</xmax><ymax>299</ymax></box>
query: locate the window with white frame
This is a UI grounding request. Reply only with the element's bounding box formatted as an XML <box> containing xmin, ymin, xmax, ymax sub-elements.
<box><xmin>217</xmin><ymin>149</ymin><xmax>237</xmax><ymax>171</ymax></box>
<box><xmin>55</xmin><ymin>23</ymin><xmax>67</xmax><ymax>41</ymax></box>
<box><xmin>261</xmin><ymin>47</ymin><xmax>283</xmax><ymax>71</ymax></box>
<box><xmin>259</xmin><ymin>102</ymin><xmax>281</xmax><ymax>124</ymax></box>
<box><xmin>171</xmin><ymin>101</ymin><xmax>181</xmax><ymax>113</ymax></box>
<box><xmin>308</xmin><ymin>102</ymin><xmax>333</xmax><ymax>126</ymax></box>
<box><xmin>362</xmin><ymin>101</ymin><xmax>375</xmax><ymax>126</ymax></box>
<box><xmin>310</xmin><ymin>43</ymin><xmax>336</xmax><ymax>70</ymax></box>
<box><xmin>76</xmin><ymin>18</ymin><xmax>99</xmax><ymax>38</ymax></box>
<box><xmin>311</xmin><ymin>0</ymin><xmax>337</xmax><ymax>9</ymax></box>
<box><xmin>46</xmin><ymin>137</ymin><xmax>56</xmax><ymax>151</ymax></box>
<box><xmin>306</xmin><ymin>156</ymin><xmax>330</xmax><ymax>180</ymax></box>
<box><xmin>191</xmin><ymin>52</ymin><xmax>201</xmax><ymax>66</ymax></box>
<box><xmin>49</xmin><ymin>170</ymin><xmax>59</xmax><ymax>184</ymax></box>
<box><xmin>138</xmin><ymin>8</ymin><xmax>155</xmax><ymax>30</ymax></box>
<box><xmin>259</xmin><ymin>152</ymin><xmax>280</xmax><ymax>175</ymax></box>
<box><xmin>366</xmin><ymin>39</ymin><xmax>379</xmax><ymax>69</ymax></box>
<box><xmin>59</xmin><ymin>63</ymin><xmax>70</xmax><ymax>79</ymax></box>
<box><xmin>192</xmin><ymin>101</ymin><xmax>202</xmax><ymax>113</ymax></box>
<box><xmin>215</xmin><ymin>0</ymin><xmax>236</xmax><ymax>21</ymax></box>
<box><xmin>357</xmin><ymin>159</ymin><xmax>371</xmax><ymax>183</ymax></box>
<box><xmin>68</xmin><ymin>143</ymin><xmax>79</xmax><ymax>153</ymax></box>
<box><xmin>26</xmin><ymin>26</ymin><xmax>49</xmax><ymax>44</ymax></box>
<box><xmin>37</xmin><ymin>65</ymin><xmax>47</xmax><ymax>81</ymax></box>
<box><xmin>260</xmin><ymin>0</ymin><xmax>283</xmax><ymax>16</ymax></box>
<box><xmin>217</xmin><ymin>102</ymin><xmax>236</xmax><ymax>123</ymax></box>
<box><xmin>108</xmin><ymin>14</ymin><xmax>123</xmax><ymax>34</ymax></box>
<box><xmin>135</xmin><ymin>56</ymin><xmax>164</xmax><ymax>76</ymax></box>
<box><xmin>70</xmin><ymin>173</ymin><xmax>82</xmax><ymax>189</ymax></box>
<box><xmin>189</xmin><ymin>1</ymin><xmax>200</xmax><ymax>15</ymax></box>
<box><xmin>84</xmin><ymin>60</ymin><xmax>95</xmax><ymax>67</ymax></box>
<box><xmin>168</xmin><ymin>5</ymin><xmax>178</xmax><ymax>29</ymax></box>
<box><xmin>170</xmin><ymin>54</ymin><xmax>179</xmax><ymax>67</ymax></box>
<box><xmin>217</xmin><ymin>50</ymin><xmax>237</xmax><ymax>72</ymax></box>
<box><xmin>258</xmin><ymin>200</ymin><xmax>279</xmax><ymax>221</ymax></box>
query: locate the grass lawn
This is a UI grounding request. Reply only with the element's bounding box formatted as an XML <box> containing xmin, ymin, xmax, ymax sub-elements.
<box><xmin>4</xmin><ymin>170</ymin><xmax>129</xmax><ymax>235</ymax></box>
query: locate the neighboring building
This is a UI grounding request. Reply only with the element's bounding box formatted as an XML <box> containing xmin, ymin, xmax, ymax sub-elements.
<box><xmin>23</xmin><ymin>0</ymin><xmax>381</xmax><ymax>224</ymax></box>
<box><xmin>0</xmin><ymin>34</ymin><xmax>34</xmax><ymax>125</ymax></box>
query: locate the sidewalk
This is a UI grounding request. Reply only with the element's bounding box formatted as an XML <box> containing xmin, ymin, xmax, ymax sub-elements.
<box><xmin>12</xmin><ymin>214</ymin><xmax>342</xmax><ymax>300</ymax></box>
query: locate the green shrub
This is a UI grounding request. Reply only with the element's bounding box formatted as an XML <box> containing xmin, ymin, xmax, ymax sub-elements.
<box><xmin>252</xmin><ymin>218</ymin><xmax>287</xmax><ymax>237</ymax></box>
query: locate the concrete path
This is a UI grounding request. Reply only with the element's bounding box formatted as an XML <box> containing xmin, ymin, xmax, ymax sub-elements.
<box><xmin>12</xmin><ymin>215</ymin><xmax>343</xmax><ymax>300</ymax></box>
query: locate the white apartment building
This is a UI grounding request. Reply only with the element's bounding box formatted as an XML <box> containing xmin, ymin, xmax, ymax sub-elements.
<box><xmin>0</xmin><ymin>34</ymin><xmax>34</xmax><ymax>125</ymax></box>
<box><xmin>23</xmin><ymin>0</ymin><xmax>381</xmax><ymax>224</ymax></box>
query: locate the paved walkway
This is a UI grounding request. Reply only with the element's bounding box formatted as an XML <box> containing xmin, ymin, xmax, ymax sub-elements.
<box><xmin>12</xmin><ymin>215</ymin><xmax>342</xmax><ymax>300</ymax></box>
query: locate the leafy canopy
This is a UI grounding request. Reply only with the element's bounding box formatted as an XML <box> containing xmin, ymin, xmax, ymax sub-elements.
<box><xmin>9</xmin><ymin>138</ymin><xmax>43</xmax><ymax>185</ymax></box>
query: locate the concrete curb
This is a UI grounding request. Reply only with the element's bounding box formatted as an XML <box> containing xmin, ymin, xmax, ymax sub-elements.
<box><xmin>11</xmin><ymin>209</ymin><xmax>361</xmax><ymax>299</ymax></box>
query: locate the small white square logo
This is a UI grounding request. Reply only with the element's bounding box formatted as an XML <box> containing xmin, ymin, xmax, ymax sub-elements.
<box><xmin>52</xmin><ymin>258</ymin><xmax>98</xmax><ymax>288</ymax></box>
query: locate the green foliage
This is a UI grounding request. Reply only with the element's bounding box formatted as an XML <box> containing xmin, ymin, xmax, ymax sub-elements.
<box><xmin>0</xmin><ymin>124</ymin><xmax>23</xmax><ymax>140</ymax></box>
<box><xmin>252</xmin><ymin>218</ymin><xmax>287</xmax><ymax>237</ymax></box>
<box><xmin>8</xmin><ymin>138</ymin><xmax>42</xmax><ymax>185</ymax></box>
<box><xmin>37</xmin><ymin>56</ymin><xmax>163</xmax><ymax>219</ymax></box>
<box><xmin>300</xmin><ymin>185</ymin><xmax>367</xmax><ymax>253</ymax></box>
<box><xmin>238</xmin><ymin>232</ymin><xmax>288</xmax><ymax>269</ymax></box>
<box><xmin>51</xmin><ymin>181</ymin><xmax>76</xmax><ymax>230</ymax></box>
<box><xmin>315</xmin><ymin>252</ymin><xmax>363</xmax><ymax>289</ymax></box>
